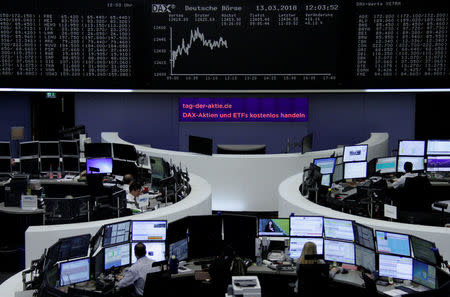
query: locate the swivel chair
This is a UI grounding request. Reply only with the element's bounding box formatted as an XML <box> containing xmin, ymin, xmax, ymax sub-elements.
<box><xmin>143</xmin><ymin>270</ymin><xmax>171</xmax><ymax>297</ymax></box>
<box><xmin>296</xmin><ymin>263</ymin><xmax>330</xmax><ymax>297</ymax></box>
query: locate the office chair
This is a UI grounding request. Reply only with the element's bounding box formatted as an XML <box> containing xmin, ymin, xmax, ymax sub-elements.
<box><xmin>394</xmin><ymin>176</ymin><xmax>432</xmax><ymax>212</ymax></box>
<box><xmin>142</xmin><ymin>270</ymin><xmax>171</xmax><ymax>297</ymax></box>
<box><xmin>361</xmin><ymin>272</ymin><xmax>379</xmax><ymax>297</ymax></box>
<box><xmin>296</xmin><ymin>263</ymin><xmax>330</xmax><ymax>296</ymax></box>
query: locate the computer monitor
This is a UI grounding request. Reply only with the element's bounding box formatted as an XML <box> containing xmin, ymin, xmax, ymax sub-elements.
<box><xmin>344</xmin><ymin>162</ymin><xmax>367</xmax><ymax>179</ymax></box>
<box><xmin>427</xmin><ymin>140</ymin><xmax>450</xmax><ymax>156</ymax></box>
<box><xmin>376</xmin><ymin>231</ymin><xmax>411</xmax><ymax>257</ymax></box>
<box><xmin>353</xmin><ymin>223</ymin><xmax>375</xmax><ymax>250</ymax></box>
<box><xmin>131</xmin><ymin>242</ymin><xmax>166</xmax><ymax>263</ymax></box>
<box><xmin>20</xmin><ymin>141</ymin><xmax>39</xmax><ymax>157</ymax></box>
<box><xmin>323</xmin><ymin>218</ymin><xmax>354</xmax><ymax>242</ymax></box>
<box><xmin>189</xmin><ymin>135</ymin><xmax>213</xmax><ymax>155</ymax></box>
<box><xmin>375</xmin><ymin>157</ymin><xmax>397</xmax><ymax>174</ymax></box>
<box><xmin>398</xmin><ymin>140</ymin><xmax>426</xmax><ymax>156</ymax></box>
<box><xmin>313</xmin><ymin>158</ymin><xmax>336</xmax><ymax>175</ymax></box>
<box><xmin>20</xmin><ymin>157</ymin><xmax>40</xmax><ymax>175</ymax></box>
<box><xmin>60</xmin><ymin>140</ymin><xmax>79</xmax><ymax>156</ymax></box>
<box><xmin>57</xmin><ymin>234</ymin><xmax>91</xmax><ymax>262</ymax></box>
<box><xmin>379</xmin><ymin>254</ymin><xmax>413</xmax><ymax>280</ymax></box>
<box><xmin>332</xmin><ymin>163</ymin><xmax>343</xmax><ymax>183</ymax></box>
<box><xmin>289</xmin><ymin>238</ymin><xmax>323</xmax><ymax>259</ymax></box>
<box><xmin>258</xmin><ymin>218</ymin><xmax>290</xmax><ymax>237</ymax></box>
<box><xmin>343</xmin><ymin>145</ymin><xmax>368</xmax><ymax>162</ymax></box>
<box><xmin>59</xmin><ymin>258</ymin><xmax>90</xmax><ymax>287</ymax></box>
<box><xmin>103</xmin><ymin>221</ymin><xmax>131</xmax><ymax>247</ymax></box>
<box><xmin>324</xmin><ymin>239</ymin><xmax>355</xmax><ymax>265</ymax></box>
<box><xmin>150</xmin><ymin>157</ymin><xmax>165</xmax><ymax>181</ymax></box>
<box><xmin>0</xmin><ymin>142</ymin><xmax>11</xmax><ymax>157</ymax></box>
<box><xmin>413</xmin><ymin>259</ymin><xmax>437</xmax><ymax>289</ymax></box>
<box><xmin>169</xmin><ymin>238</ymin><xmax>188</xmax><ymax>261</ymax></box>
<box><xmin>355</xmin><ymin>244</ymin><xmax>376</xmax><ymax>273</ymax></box>
<box><xmin>112</xmin><ymin>159</ymin><xmax>138</xmax><ymax>177</ymax></box>
<box><xmin>301</xmin><ymin>133</ymin><xmax>313</xmax><ymax>154</ymax></box>
<box><xmin>39</xmin><ymin>141</ymin><xmax>60</xmax><ymax>157</ymax></box>
<box><xmin>397</xmin><ymin>156</ymin><xmax>425</xmax><ymax>173</ymax></box>
<box><xmin>426</xmin><ymin>156</ymin><xmax>450</xmax><ymax>172</ymax></box>
<box><xmin>84</xmin><ymin>143</ymin><xmax>112</xmax><ymax>158</ymax></box>
<box><xmin>104</xmin><ymin>243</ymin><xmax>131</xmax><ymax>270</ymax></box>
<box><xmin>113</xmin><ymin>143</ymin><xmax>137</xmax><ymax>161</ymax></box>
<box><xmin>321</xmin><ymin>174</ymin><xmax>331</xmax><ymax>187</ymax></box>
<box><xmin>86</xmin><ymin>158</ymin><xmax>113</xmax><ymax>174</ymax></box>
<box><xmin>62</xmin><ymin>157</ymin><xmax>80</xmax><ymax>173</ymax></box>
<box><xmin>0</xmin><ymin>158</ymin><xmax>11</xmax><ymax>174</ymax></box>
<box><xmin>132</xmin><ymin>220</ymin><xmax>167</xmax><ymax>241</ymax></box>
<box><xmin>410</xmin><ymin>236</ymin><xmax>437</xmax><ymax>265</ymax></box>
<box><xmin>40</xmin><ymin>157</ymin><xmax>61</xmax><ymax>173</ymax></box>
<box><xmin>290</xmin><ymin>216</ymin><xmax>323</xmax><ymax>237</ymax></box>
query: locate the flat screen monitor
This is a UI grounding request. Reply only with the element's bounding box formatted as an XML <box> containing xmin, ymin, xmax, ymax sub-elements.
<box><xmin>289</xmin><ymin>238</ymin><xmax>323</xmax><ymax>259</ymax></box>
<box><xmin>104</xmin><ymin>243</ymin><xmax>131</xmax><ymax>270</ymax></box>
<box><xmin>20</xmin><ymin>141</ymin><xmax>39</xmax><ymax>157</ymax></box>
<box><xmin>343</xmin><ymin>145</ymin><xmax>368</xmax><ymax>162</ymax></box>
<box><xmin>86</xmin><ymin>158</ymin><xmax>113</xmax><ymax>174</ymax></box>
<box><xmin>398</xmin><ymin>140</ymin><xmax>426</xmax><ymax>156</ymax></box>
<box><xmin>132</xmin><ymin>220</ymin><xmax>167</xmax><ymax>241</ymax></box>
<box><xmin>313</xmin><ymin>157</ymin><xmax>336</xmax><ymax>175</ymax></box>
<box><xmin>40</xmin><ymin>157</ymin><xmax>61</xmax><ymax>173</ymax></box>
<box><xmin>426</xmin><ymin>156</ymin><xmax>450</xmax><ymax>172</ymax></box>
<box><xmin>59</xmin><ymin>258</ymin><xmax>90</xmax><ymax>287</ymax></box>
<box><xmin>324</xmin><ymin>239</ymin><xmax>355</xmax><ymax>265</ymax></box>
<box><xmin>84</xmin><ymin>143</ymin><xmax>112</xmax><ymax>158</ymax></box>
<box><xmin>344</xmin><ymin>162</ymin><xmax>367</xmax><ymax>179</ymax></box>
<box><xmin>131</xmin><ymin>242</ymin><xmax>166</xmax><ymax>263</ymax></box>
<box><xmin>20</xmin><ymin>157</ymin><xmax>39</xmax><ymax>175</ymax></box>
<box><xmin>290</xmin><ymin>216</ymin><xmax>323</xmax><ymax>237</ymax></box>
<box><xmin>353</xmin><ymin>223</ymin><xmax>375</xmax><ymax>250</ymax></box>
<box><xmin>189</xmin><ymin>135</ymin><xmax>213</xmax><ymax>155</ymax></box>
<box><xmin>332</xmin><ymin>163</ymin><xmax>343</xmax><ymax>183</ymax></box>
<box><xmin>39</xmin><ymin>141</ymin><xmax>60</xmax><ymax>156</ymax></box>
<box><xmin>379</xmin><ymin>254</ymin><xmax>413</xmax><ymax>280</ymax></box>
<box><xmin>376</xmin><ymin>157</ymin><xmax>397</xmax><ymax>174</ymax></box>
<box><xmin>410</xmin><ymin>236</ymin><xmax>437</xmax><ymax>265</ymax></box>
<box><xmin>413</xmin><ymin>259</ymin><xmax>437</xmax><ymax>289</ymax></box>
<box><xmin>57</xmin><ymin>234</ymin><xmax>91</xmax><ymax>262</ymax></box>
<box><xmin>397</xmin><ymin>156</ymin><xmax>425</xmax><ymax>173</ymax></box>
<box><xmin>0</xmin><ymin>142</ymin><xmax>11</xmax><ymax>157</ymax></box>
<box><xmin>258</xmin><ymin>218</ymin><xmax>290</xmax><ymax>237</ymax></box>
<box><xmin>356</xmin><ymin>244</ymin><xmax>376</xmax><ymax>273</ymax></box>
<box><xmin>376</xmin><ymin>231</ymin><xmax>411</xmax><ymax>257</ymax></box>
<box><xmin>62</xmin><ymin>157</ymin><xmax>80</xmax><ymax>173</ymax></box>
<box><xmin>301</xmin><ymin>133</ymin><xmax>313</xmax><ymax>154</ymax></box>
<box><xmin>150</xmin><ymin>157</ymin><xmax>165</xmax><ymax>180</ymax></box>
<box><xmin>103</xmin><ymin>221</ymin><xmax>131</xmax><ymax>247</ymax></box>
<box><xmin>113</xmin><ymin>143</ymin><xmax>137</xmax><ymax>161</ymax></box>
<box><xmin>169</xmin><ymin>238</ymin><xmax>188</xmax><ymax>261</ymax></box>
<box><xmin>323</xmin><ymin>218</ymin><xmax>354</xmax><ymax>242</ymax></box>
<box><xmin>0</xmin><ymin>158</ymin><xmax>11</xmax><ymax>173</ymax></box>
<box><xmin>321</xmin><ymin>174</ymin><xmax>331</xmax><ymax>187</ymax></box>
<box><xmin>112</xmin><ymin>159</ymin><xmax>138</xmax><ymax>177</ymax></box>
<box><xmin>60</xmin><ymin>140</ymin><xmax>79</xmax><ymax>156</ymax></box>
<box><xmin>427</xmin><ymin>140</ymin><xmax>450</xmax><ymax>156</ymax></box>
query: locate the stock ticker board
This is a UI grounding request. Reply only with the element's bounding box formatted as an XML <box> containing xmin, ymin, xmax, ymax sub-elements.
<box><xmin>0</xmin><ymin>0</ymin><xmax>448</xmax><ymax>90</ymax></box>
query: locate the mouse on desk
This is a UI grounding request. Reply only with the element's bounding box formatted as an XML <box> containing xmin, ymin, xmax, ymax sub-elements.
<box><xmin>341</xmin><ymin>268</ymin><xmax>348</xmax><ymax>274</ymax></box>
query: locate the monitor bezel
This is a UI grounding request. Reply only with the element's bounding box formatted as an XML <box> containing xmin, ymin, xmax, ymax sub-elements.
<box><xmin>323</xmin><ymin>217</ymin><xmax>355</xmax><ymax>242</ymax></box>
<box><xmin>343</xmin><ymin>161</ymin><xmax>367</xmax><ymax>180</ymax></box>
<box><xmin>378</xmin><ymin>253</ymin><xmax>413</xmax><ymax>281</ymax></box>
<box><xmin>84</xmin><ymin>143</ymin><xmax>113</xmax><ymax>158</ymax></box>
<box><xmin>62</xmin><ymin>156</ymin><xmax>80</xmax><ymax>174</ymax></box>
<box><xmin>289</xmin><ymin>215</ymin><xmax>324</xmax><ymax>238</ymax></box>
<box><xmin>343</xmin><ymin>144</ymin><xmax>368</xmax><ymax>163</ymax></box>
<box><xmin>397</xmin><ymin>156</ymin><xmax>425</xmax><ymax>173</ymax></box>
<box><xmin>20</xmin><ymin>141</ymin><xmax>39</xmax><ymax>157</ymax></box>
<box><xmin>355</xmin><ymin>243</ymin><xmax>377</xmax><ymax>273</ymax></box>
<box><xmin>130</xmin><ymin>241</ymin><xmax>167</xmax><ymax>264</ymax></box>
<box><xmin>257</xmin><ymin>217</ymin><xmax>290</xmax><ymax>237</ymax></box>
<box><xmin>59</xmin><ymin>140</ymin><xmax>80</xmax><ymax>157</ymax></box>
<box><xmin>412</xmin><ymin>258</ymin><xmax>438</xmax><ymax>289</ymax></box>
<box><xmin>425</xmin><ymin>155</ymin><xmax>450</xmax><ymax>173</ymax></box>
<box><xmin>0</xmin><ymin>141</ymin><xmax>11</xmax><ymax>157</ymax></box>
<box><xmin>410</xmin><ymin>235</ymin><xmax>437</xmax><ymax>265</ymax></box>
<box><xmin>131</xmin><ymin>220</ymin><xmax>168</xmax><ymax>242</ymax></box>
<box><xmin>398</xmin><ymin>139</ymin><xmax>426</xmax><ymax>157</ymax></box>
<box><xmin>332</xmin><ymin>163</ymin><xmax>344</xmax><ymax>183</ymax></box>
<box><xmin>375</xmin><ymin>156</ymin><xmax>398</xmax><ymax>175</ymax></box>
<box><xmin>323</xmin><ymin>238</ymin><xmax>356</xmax><ymax>265</ymax></box>
<box><xmin>59</xmin><ymin>257</ymin><xmax>91</xmax><ymax>287</ymax></box>
<box><xmin>288</xmin><ymin>237</ymin><xmax>324</xmax><ymax>260</ymax></box>
<box><xmin>39</xmin><ymin>141</ymin><xmax>60</xmax><ymax>157</ymax></box>
<box><xmin>0</xmin><ymin>157</ymin><xmax>12</xmax><ymax>174</ymax></box>
<box><xmin>426</xmin><ymin>139</ymin><xmax>450</xmax><ymax>156</ymax></box>
<box><xmin>102</xmin><ymin>220</ymin><xmax>132</xmax><ymax>248</ymax></box>
<box><xmin>19</xmin><ymin>156</ymin><xmax>40</xmax><ymax>175</ymax></box>
<box><xmin>86</xmin><ymin>157</ymin><xmax>113</xmax><ymax>174</ymax></box>
<box><xmin>352</xmin><ymin>222</ymin><xmax>375</xmax><ymax>250</ymax></box>
<box><xmin>168</xmin><ymin>237</ymin><xmax>189</xmax><ymax>262</ymax></box>
<box><xmin>40</xmin><ymin>157</ymin><xmax>61</xmax><ymax>173</ymax></box>
<box><xmin>104</xmin><ymin>242</ymin><xmax>131</xmax><ymax>271</ymax></box>
<box><xmin>375</xmin><ymin>230</ymin><xmax>411</xmax><ymax>257</ymax></box>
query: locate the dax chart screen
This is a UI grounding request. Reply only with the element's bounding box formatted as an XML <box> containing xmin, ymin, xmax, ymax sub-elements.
<box><xmin>147</xmin><ymin>0</ymin><xmax>342</xmax><ymax>88</ymax></box>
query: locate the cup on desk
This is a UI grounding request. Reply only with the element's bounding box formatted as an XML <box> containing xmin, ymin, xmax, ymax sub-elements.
<box><xmin>144</xmin><ymin>186</ymin><xmax>149</xmax><ymax>193</ymax></box>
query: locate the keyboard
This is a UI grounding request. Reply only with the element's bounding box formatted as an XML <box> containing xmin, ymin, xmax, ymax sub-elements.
<box><xmin>395</xmin><ymin>285</ymin><xmax>417</xmax><ymax>294</ymax></box>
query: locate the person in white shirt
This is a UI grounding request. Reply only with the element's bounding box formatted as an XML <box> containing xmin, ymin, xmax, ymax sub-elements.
<box><xmin>392</xmin><ymin>162</ymin><xmax>417</xmax><ymax>189</ymax></box>
<box><xmin>126</xmin><ymin>182</ymin><xmax>144</xmax><ymax>212</ymax></box>
<box><xmin>116</xmin><ymin>242</ymin><xmax>160</xmax><ymax>296</ymax></box>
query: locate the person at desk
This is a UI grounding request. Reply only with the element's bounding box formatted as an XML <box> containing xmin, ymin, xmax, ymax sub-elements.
<box><xmin>295</xmin><ymin>242</ymin><xmax>338</xmax><ymax>294</ymax></box>
<box><xmin>122</xmin><ymin>174</ymin><xmax>135</xmax><ymax>193</ymax></box>
<box><xmin>126</xmin><ymin>182</ymin><xmax>144</xmax><ymax>212</ymax></box>
<box><xmin>392</xmin><ymin>162</ymin><xmax>417</xmax><ymax>189</ymax></box>
<box><xmin>116</xmin><ymin>242</ymin><xmax>160</xmax><ymax>297</ymax></box>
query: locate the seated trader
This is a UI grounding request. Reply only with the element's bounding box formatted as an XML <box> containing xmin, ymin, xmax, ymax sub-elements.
<box><xmin>127</xmin><ymin>182</ymin><xmax>145</xmax><ymax>212</ymax></box>
<box><xmin>392</xmin><ymin>162</ymin><xmax>417</xmax><ymax>189</ymax></box>
<box><xmin>116</xmin><ymin>242</ymin><xmax>160</xmax><ymax>296</ymax></box>
<box><xmin>295</xmin><ymin>242</ymin><xmax>337</xmax><ymax>294</ymax></box>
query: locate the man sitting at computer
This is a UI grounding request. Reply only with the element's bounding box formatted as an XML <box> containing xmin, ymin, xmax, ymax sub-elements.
<box><xmin>126</xmin><ymin>182</ymin><xmax>145</xmax><ymax>212</ymax></box>
<box><xmin>116</xmin><ymin>242</ymin><xmax>160</xmax><ymax>296</ymax></box>
<box><xmin>392</xmin><ymin>161</ymin><xmax>417</xmax><ymax>189</ymax></box>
